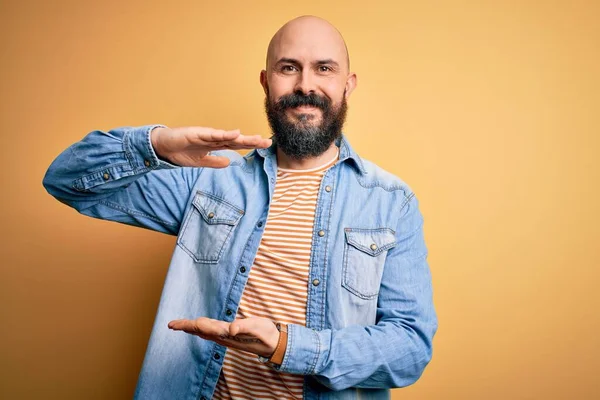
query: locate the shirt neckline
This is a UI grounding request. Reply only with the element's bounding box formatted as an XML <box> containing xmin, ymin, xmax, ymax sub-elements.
<box><xmin>277</xmin><ymin>148</ymin><xmax>340</xmax><ymax>174</ymax></box>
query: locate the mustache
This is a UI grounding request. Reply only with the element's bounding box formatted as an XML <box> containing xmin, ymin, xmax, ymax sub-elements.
<box><xmin>274</xmin><ymin>92</ymin><xmax>330</xmax><ymax>111</ymax></box>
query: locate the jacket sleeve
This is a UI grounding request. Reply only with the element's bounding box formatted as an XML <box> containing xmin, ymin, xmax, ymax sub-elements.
<box><xmin>42</xmin><ymin>124</ymin><xmax>203</xmax><ymax>235</ymax></box>
<box><xmin>276</xmin><ymin>193</ymin><xmax>438</xmax><ymax>390</ymax></box>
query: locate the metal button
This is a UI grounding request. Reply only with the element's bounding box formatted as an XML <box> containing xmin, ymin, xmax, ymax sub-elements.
<box><xmin>257</xmin><ymin>221</ymin><xmax>263</xmax><ymax>228</ymax></box>
<box><xmin>226</xmin><ymin>309</ymin><xmax>232</xmax><ymax>316</ymax></box>
<box><xmin>102</xmin><ymin>172</ymin><xmax>110</xmax><ymax>180</ymax></box>
<box><xmin>214</xmin><ymin>353</ymin><xmax>220</xmax><ymax>360</ymax></box>
<box><xmin>239</xmin><ymin>266</ymin><xmax>246</xmax><ymax>273</ymax></box>
<box><xmin>370</xmin><ymin>243</ymin><xmax>378</xmax><ymax>251</ymax></box>
<box><xmin>325</xmin><ymin>185</ymin><xmax>332</xmax><ymax>192</ymax></box>
<box><xmin>318</xmin><ymin>230</ymin><xmax>325</xmax><ymax>237</ymax></box>
<box><xmin>312</xmin><ymin>279</ymin><xmax>320</xmax><ymax>286</ymax></box>
<box><xmin>207</xmin><ymin>212</ymin><xmax>215</xmax><ymax>219</ymax></box>
<box><xmin>144</xmin><ymin>159</ymin><xmax>151</xmax><ymax>167</ymax></box>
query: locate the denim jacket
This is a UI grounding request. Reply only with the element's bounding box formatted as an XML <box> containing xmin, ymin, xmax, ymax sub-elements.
<box><xmin>43</xmin><ymin>125</ymin><xmax>437</xmax><ymax>400</ymax></box>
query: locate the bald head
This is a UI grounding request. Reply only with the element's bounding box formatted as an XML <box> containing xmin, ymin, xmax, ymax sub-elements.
<box><xmin>266</xmin><ymin>16</ymin><xmax>350</xmax><ymax>72</ymax></box>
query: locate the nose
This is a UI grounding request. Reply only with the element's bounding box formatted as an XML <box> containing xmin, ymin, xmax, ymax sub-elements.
<box><xmin>294</xmin><ymin>69</ymin><xmax>316</xmax><ymax>95</ymax></box>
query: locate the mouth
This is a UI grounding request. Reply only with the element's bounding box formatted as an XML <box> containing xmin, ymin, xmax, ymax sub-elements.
<box><xmin>288</xmin><ymin>105</ymin><xmax>321</xmax><ymax>113</ymax></box>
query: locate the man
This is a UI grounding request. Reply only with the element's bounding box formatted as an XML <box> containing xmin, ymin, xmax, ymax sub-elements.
<box><xmin>43</xmin><ymin>15</ymin><xmax>437</xmax><ymax>400</ymax></box>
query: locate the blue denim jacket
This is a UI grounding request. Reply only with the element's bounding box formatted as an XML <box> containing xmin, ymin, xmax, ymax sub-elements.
<box><xmin>43</xmin><ymin>125</ymin><xmax>437</xmax><ymax>400</ymax></box>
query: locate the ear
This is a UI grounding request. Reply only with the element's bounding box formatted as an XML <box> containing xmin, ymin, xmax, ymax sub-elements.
<box><xmin>260</xmin><ymin>70</ymin><xmax>269</xmax><ymax>95</ymax></box>
<box><xmin>344</xmin><ymin>72</ymin><xmax>357</xmax><ymax>99</ymax></box>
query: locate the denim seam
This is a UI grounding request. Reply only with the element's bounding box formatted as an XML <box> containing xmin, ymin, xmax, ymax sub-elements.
<box><xmin>345</xmin><ymin>227</ymin><xmax>397</xmax><ymax>254</ymax></box>
<box><xmin>320</xmin><ymin>173</ymin><xmax>334</xmax><ymax>330</ymax></box>
<box><xmin>308</xmin><ymin>328</ymin><xmax>320</xmax><ymax>375</ymax></box>
<box><xmin>122</xmin><ymin>130</ymin><xmax>139</xmax><ymax>171</ymax></box>
<box><xmin>71</xmin><ymin>163</ymin><xmax>134</xmax><ymax>191</ymax></box>
<box><xmin>195</xmin><ymin>190</ymin><xmax>245</xmax><ymax>214</ymax></box>
<box><xmin>192</xmin><ymin>194</ymin><xmax>245</xmax><ymax>225</ymax></box>
<box><xmin>228</xmin><ymin>158</ymin><xmax>254</xmax><ymax>174</ymax></box>
<box><xmin>143</xmin><ymin>125</ymin><xmax>156</xmax><ymax>167</ymax></box>
<box><xmin>342</xmin><ymin>240</ymin><xmax>379</xmax><ymax>300</ymax></box>
<box><xmin>399</xmin><ymin>192</ymin><xmax>415</xmax><ymax>213</ymax></box>
<box><xmin>353</xmin><ymin>170</ymin><xmax>411</xmax><ymax>193</ymax></box>
<box><xmin>98</xmin><ymin>199</ymin><xmax>178</xmax><ymax>226</ymax></box>
<box><xmin>342</xmin><ymin>228</ymin><xmax>397</xmax><ymax>300</ymax></box>
<box><xmin>177</xmin><ymin>199</ymin><xmax>240</xmax><ymax>264</ymax></box>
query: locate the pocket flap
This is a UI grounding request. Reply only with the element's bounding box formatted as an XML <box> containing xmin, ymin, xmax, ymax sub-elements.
<box><xmin>344</xmin><ymin>228</ymin><xmax>397</xmax><ymax>256</ymax></box>
<box><xmin>192</xmin><ymin>192</ymin><xmax>244</xmax><ymax>226</ymax></box>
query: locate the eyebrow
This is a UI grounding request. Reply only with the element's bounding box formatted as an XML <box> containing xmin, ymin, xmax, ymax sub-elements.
<box><xmin>274</xmin><ymin>58</ymin><xmax>340</xmax><ymax>68</ymax></box>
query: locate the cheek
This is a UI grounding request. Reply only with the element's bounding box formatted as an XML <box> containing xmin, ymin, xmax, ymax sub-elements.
<box><xmin>268</xmin><ymin>76</ymin><xmax>295</xmax><ymax>98</ymax></box>
<box><xmin>321</xmin><ymin>80</ymin><xmax>347</xmax><ymax>102</ymax></box>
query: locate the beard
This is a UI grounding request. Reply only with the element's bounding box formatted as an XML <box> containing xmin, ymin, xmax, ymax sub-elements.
<box><xmin>264</xmin><ymin>90</ymin><xmax>348</xmax><ymax>159</ymax></box>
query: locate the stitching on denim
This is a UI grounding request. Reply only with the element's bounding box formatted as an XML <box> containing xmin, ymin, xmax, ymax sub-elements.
<box><xmin>71</xmin><ymin>162</ymin><xmax>135</xmax><ymax>191</ymax></box>
<box><xmin>78</xmin><ymin>161</ymin><xmax>132</xmax><ymax>177</ymax></box>
<box><xmin>308</xmin><ymin>329</ymin><xmax>320</xmax><ymax>375</ymax></box>
<box><xmin>195</xmin><ymin>190</ymin><xmax>245</xmax><ymax>214</ymax></box>
<box><xmin>98</xmin><ymin>199</ymin><xmax>178</xmax><ymax>226</ymax></box>
<box><xmin>339</xmin><ymin>138</ymin><xmax>366</xmax><ymax>175</ymax></box>
<box><xmin>228</xmin><ymin>157</ymin><xmax>254</xmax><ymax>174</ymax></box>
<box><xmin>345</xmin><ymin>227</ymin><xmax>396</xmax><ymax>234</ymax></box>
<box><xmin>341</xmin><ymin>243</ymin><xmax>379</xmax><ymax>300</ymax></box>
<box><xmin>320</xmin><ymin>169</ymin><xmax>337</xmax><ymax>331</ymax></box>
<box><xmin>342</xmin><ymin>240</ymin><xmax>384</xmax><ymax>300</ymax></box>
<box><xmin>122</xmin><ymin>130</ymin><xmax>137</xmax><ymax>170</ymax></box>
<box><xmin>345</xmin><ymin>228</ymin><xmax>397</xmax><ymax>255</ymax></box>
<box><xmin>341</xmin><ymin>227</ymin><xmax>397</xmax><ymax>299</ymax></box>
<box><xmin>177</xmin><ymin>198</ymin><xmax>240</xmax><ymax>264</ymax></box>
<box><xmin>191</xmin><ymin>194</ymin><xmax>244</xmax><ymax>225</ymax></box>
<box><xmin>350</xmin><ymin>166</ymin><xmax>412</xmax><ymax>193</ymax></box>
<box><xmin>144</xmin><ymin>125</ymin><xmax>155</xmax><ymax>167</ymax></box>
<box><xmin>399</xmin><ymin>192</ymin><xmax>415</xmax><ymax>213</ymax></box>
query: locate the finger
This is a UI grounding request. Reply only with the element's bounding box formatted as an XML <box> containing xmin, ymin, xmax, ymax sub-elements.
<box><xmin>183</xmin><ymin>127</ymin><xmax>241</xmax><ymax>143</ymax></box>
<box><xmin>194</xmin><ymin>318</ymin><xmax>230</xmax><ymax>336</ymax></box>
<box><xmin>168</xmin><ymin>317</ymin><xmax>229</xmax><ymax>336</ymax></box>
<box><xmin>168</xmin><ymin>319</ymin><xmax>201</xmax><ymax>333</ymax></box>
<box><xmin>209</xmin><ymin>129</ymin><xmax>241</xmax><ymax>142</ymax></box>
<box><xmin>228</xmin><ymin>135</ymin><xmax>272</xmax><ymax>149</ymax></box>
<box><xmin>204</xmin><ymin>134</ymin><xmax>272</xmax><ymax>150</ymax></box>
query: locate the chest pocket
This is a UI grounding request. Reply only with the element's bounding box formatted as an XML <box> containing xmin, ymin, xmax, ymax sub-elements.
<box><xmin>177</xmin><ymin>191</ymin><xmax>244</xmax><ymax>264</ymax></box>
<box><xmin>342</xmin><ymin>228</ymin><xmax>397</xmax><ymax>300</ymax></box>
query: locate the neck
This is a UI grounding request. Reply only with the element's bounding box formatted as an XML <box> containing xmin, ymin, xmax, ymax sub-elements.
<box><xmin>276</xmin><ymin>141</ymin><xmax>339</xmax><ymax>170</ymax></box>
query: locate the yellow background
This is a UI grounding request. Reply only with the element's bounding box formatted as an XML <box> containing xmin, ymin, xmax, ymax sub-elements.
<box><xmin>1</xmin><ymin>0</ymin><xmax>599</xmax><ymax>398</ymax></box>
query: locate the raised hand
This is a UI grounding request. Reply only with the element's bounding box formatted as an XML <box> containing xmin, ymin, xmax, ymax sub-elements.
<box><xmin>151</xmin><ymin>126</ymin><xmax>272</xmax><ymax>168</ymax></box>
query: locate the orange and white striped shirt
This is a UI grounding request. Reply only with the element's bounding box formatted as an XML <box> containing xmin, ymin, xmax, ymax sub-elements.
<box><xmin>213</xmin><ymin>149</ymin><xmax>339</xmax><ymax>400</ymax></box>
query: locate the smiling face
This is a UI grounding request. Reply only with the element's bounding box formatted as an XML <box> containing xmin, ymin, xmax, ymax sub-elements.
<box><xmin>261</xmin><ymin>16</ymin><xmax>357</xmax><ymax>159</ymax></box>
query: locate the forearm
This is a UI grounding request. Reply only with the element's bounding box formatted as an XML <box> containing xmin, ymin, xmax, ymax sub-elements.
<box><xmin>277</xmin><ymin>312</ymin><xmax>436</xmax><ymax>390</ymax></box>
<box><xmin>42</xmin><ymin>125</ymin><xmax>175</xmax><ymax>201</ymax></box>
<box><xmin>42</xmin><ymin>125</ymin><xmax>198</xmax><ymax>234</ymax></box>
<box><xmin>276</xmin><ymin>195</ymin><xmax>437</xmax><ymax>390</ymax></box>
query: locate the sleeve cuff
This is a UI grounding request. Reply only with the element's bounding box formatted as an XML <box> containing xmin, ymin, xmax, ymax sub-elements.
<box><xmin>275</xmin><ymin>324</ymin><xmax>323</xmax><ymax>375</ymax></box>
<box><xmin>123</xmin><ymin>124</ymin><xmax>179</xmax><ymax>170</ymax></box>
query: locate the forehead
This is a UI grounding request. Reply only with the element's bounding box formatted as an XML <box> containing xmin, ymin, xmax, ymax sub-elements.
<box><xmin>268</xmin><ymin>23</ymin><xmax>347</xmax><ymax>67</ymax></box>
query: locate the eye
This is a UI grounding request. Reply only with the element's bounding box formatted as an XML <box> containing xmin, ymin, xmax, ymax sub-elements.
<box><xmin>318</xmin><ymin>65</ymin><xmax>332</xmax><ymax>72</ymax></box>
<box><xmin>281</xmin><ymin>65</ymin><xmax>298</xmax><ymax>73</ymax></box>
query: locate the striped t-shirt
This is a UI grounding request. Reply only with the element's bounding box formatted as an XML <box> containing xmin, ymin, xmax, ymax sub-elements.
<box><xmin>213</xmin><ymin>149</ymin><xmax>339</xmax><ymax>400</ymax></box>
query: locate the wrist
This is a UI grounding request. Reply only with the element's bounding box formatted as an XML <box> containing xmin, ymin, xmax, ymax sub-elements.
<box><xmin>149</xmin><ymin>126</ymin><xmax>172</xmax><ymax>164</ymax></box>
<box><xmin>268</xmin><ymin>322</ymin><xmax>288</xmax><ymax>365</ymax></box>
